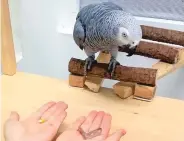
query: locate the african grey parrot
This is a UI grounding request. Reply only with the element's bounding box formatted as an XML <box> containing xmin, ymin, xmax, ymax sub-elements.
<box><xmin>73</xmin><ymin>2</ymin><xmax>142</xmax><ymax>77</ymax></box>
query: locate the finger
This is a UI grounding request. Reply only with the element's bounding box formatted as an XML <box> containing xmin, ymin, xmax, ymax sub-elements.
<box><xmin>89</xmin><ymin>111</ymin><xmax>105</xmax><ymax>132</ymax></box>
<box><xmin>32</xmin><ymin>101</ymin><xmax>56</xmax><ymax>119</ymax></box>
<box><xmin>87</xmin><ymin>113</ymin><xmax>111</xmax><ymax>141</ymax></box>
<box><xmin>9</xmin><ymin>111</ymin><xmax>20</xmax><ymax>121</ymax></box>
<box><xmin>47</xmin><ymin>102</ymin><xmax>68</xmax><ymax>124</ymax></box>
<box><xmin>47</xmin><ymin>111</ymin><xmax>67</xmax><ymax>129</ymax></box>
<box><xmin>81</xmin><ymin>110</ymin><xmax>98</xmax><ymax>132</ymax></box>
<box><xmin>47</xmin><ymin>102</ymin><xmax>68</xmax><ymax>121</ymax></box>
<box><xmin>106</xmin><ymin>129</ymin><xmax>126</xmax><ymax>141</ymax></box>
<box><xmin>100</xmin><ymin>113</ymin><xmax>112</xmax><ymax>138</ymax></box>
<box><xmin>71</xmin><ymin>116</ymin><xmax>86</xmax><ymax>130</ymax></box>
<box><xmin>41</xmin><ymin>101</ymin><xmax>68</xmax><ymax>121</ymax></box>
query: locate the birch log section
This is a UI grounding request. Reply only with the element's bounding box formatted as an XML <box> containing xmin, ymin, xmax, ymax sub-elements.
<box><xmin>133</xmin><ymin>84</ymin><xmax>156</xmax><ymax>101</ymax></box>
<box><xmin>69</xmin><ymin>74</ymin><xmax>86</xmax><ymax>88</ymax></box>
<box><xmin>113</xmin><ymin>82</ymin><xmax>135</xmax><ymax>99</ymax></box>
<box><xmin>141</xmin><ymin>25</ymin><xmax>184</xmax><ymax>46</ymax></box>
<box><xmin>119</xmin><ymin>40</ymin><xmax>180</xmax><ymax>64</ymax></box>
<box><xmin>68</xmin><ymin>58</ymin><xmax>157</xmax><ymax>86</ymax></box>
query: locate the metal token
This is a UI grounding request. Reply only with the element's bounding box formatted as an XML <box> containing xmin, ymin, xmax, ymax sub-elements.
<box><xmin>78</xmin><ymin>127</ymin><xmax>102</xmax><ymax>140</ymax></box>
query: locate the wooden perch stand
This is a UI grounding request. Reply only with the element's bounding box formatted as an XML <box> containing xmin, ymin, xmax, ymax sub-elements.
<box><xmin>119</xmin><ymin>40</ymin><xmax>180</xmax><ymax>64</ymax></box>
<box><xmin>68</xmin><ymin>58</ymin><xmax>157</xmax><ymax>86</ymax></box>
<box><xmin>68</xmin><ymin>24</ymin><xmax>184</xmax><ymax>102</ymax></box>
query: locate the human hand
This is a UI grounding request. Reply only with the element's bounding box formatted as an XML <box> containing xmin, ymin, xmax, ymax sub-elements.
<box><xmin>4</xmin><ymin>101</ymin><xmax>68</xmax><ymax>141</ymax></box>
<box><xmin>56</xmin><ymin>111</ymin><xmax>126</xmax><ymax>141</ymax></box>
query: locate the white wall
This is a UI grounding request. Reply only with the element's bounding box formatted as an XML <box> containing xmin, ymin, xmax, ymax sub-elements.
<box><xmin>12</xmin><ymin>0</ymin><xmax>184</xmax><ymax>100</ymax></box>
<box><xmin>17</xmin><ymin>0</ymin><xmax>86</xmax><ymax>77</ymax></box>
<box><xmin>80</xmin><ymin>0</ymin><xmax>184</xmax><ymax>22</ymax></box>
<box><xmin>8</xmin><ymin>0</ymin><xmax>23</xmax><ymax>62</ymax></box>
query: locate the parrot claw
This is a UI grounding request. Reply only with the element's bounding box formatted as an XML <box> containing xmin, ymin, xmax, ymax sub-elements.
<box><xmin>108</xmin><ymin>58</ymin><xmax>120</xmax><ymax>77</ymax></box>
<box><xmin>84</xmin><ymin>56</ymin><xmax>97</xmax><ymax>75</ymax></box>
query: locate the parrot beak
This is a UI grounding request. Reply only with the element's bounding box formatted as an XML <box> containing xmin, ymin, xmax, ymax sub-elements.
<box><xmin>126</xmin><ymin>45</ymin><xmax>137</xmax><ymax>57</ymax></box>
<box><xmin>79</xmin><ymin>45</ymin><xmax>84</xmax><ymax>50</ymax></box>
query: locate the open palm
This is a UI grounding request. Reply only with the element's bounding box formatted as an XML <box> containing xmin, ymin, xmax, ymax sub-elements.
<box><xmin>57</xmin><ymin>111</ymin><xmax>126</xmax><ymax>141</ymax></box>
<box><xmin>4</xmin><ymin>101</ymin><xmax>68</xmax><ymax>141</ymax></box>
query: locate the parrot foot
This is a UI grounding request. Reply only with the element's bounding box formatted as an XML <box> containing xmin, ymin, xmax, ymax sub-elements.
<box><xmin>84</xmin><ymin>56</ymin><xmax>97</xmax><ymax>75</ymax></box>
<box><xmin>108</xmin><ymin>58</ymin><xmax>120</xmax><ymax>78</ymax></box>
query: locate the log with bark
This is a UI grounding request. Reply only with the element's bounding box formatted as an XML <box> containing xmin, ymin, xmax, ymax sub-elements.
<box><xmin>68</xmin><ymin>58</ymin><xmax>157</xmax><ymax>86</ymax></box>
<box><xmin>119</xmin><ymin>40</ymin><xmax>180</xmax><ymax>64</ymax></box>
<box><xmin>141</xmin><ymin>25</ymin><xmax>184</xmax><ymax>46</ymax></box>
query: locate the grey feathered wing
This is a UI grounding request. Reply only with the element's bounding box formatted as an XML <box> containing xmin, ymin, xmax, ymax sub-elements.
<box><xmin>73</xmin><ymin>17</ymin><xmax>86</xmax><ymax>50</ymax></box>
<box><xmin>73</xmin><ymin>2</ymin><xmax>124</xmax><ymax>50</ymax></box>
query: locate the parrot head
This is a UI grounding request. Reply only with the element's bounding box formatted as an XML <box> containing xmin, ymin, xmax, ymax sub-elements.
<box><xmin>116</xmin><ymin>24</ymin><xmax>142</xmax><ymax>57</ymax></box>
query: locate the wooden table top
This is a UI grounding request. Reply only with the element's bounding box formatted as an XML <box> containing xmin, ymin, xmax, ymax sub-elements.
<box><xmin>2</xmin><ymin>72</ymin><xmax>184</xmax><ymax>141</ymax></box>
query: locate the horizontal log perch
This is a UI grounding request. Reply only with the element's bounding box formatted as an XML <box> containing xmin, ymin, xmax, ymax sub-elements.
<box><xmin>119</xmin><ymin>41</ymin><xmax>180</xmax><ymax>64</ymax></box>
<box><xmin>68</xmin><ymin>58</ymin><xmax>157</xmax><ymax>86</ymax></box>
<box><xmin>141</xmin><ymin>25</ymin><xmax>184</xmax><ymax>46</ymax></box>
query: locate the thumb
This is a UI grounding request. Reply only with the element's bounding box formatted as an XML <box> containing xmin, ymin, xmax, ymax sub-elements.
<box><xmin>106</xmin><ymin>129</ymin><xmax>126</xmax><ymax>141</ymax></box>
<box><xmin>4</xmin><ymin>111</ymin><xmax>20</xmax><ymax>132</ymax></box>
<box><xmin>8</xmin><ymin>111</ymin><xmax>20</xmax><ymax>121</ymax></box>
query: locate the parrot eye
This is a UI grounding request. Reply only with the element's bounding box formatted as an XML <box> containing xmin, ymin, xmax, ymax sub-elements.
<box><xmin>132</xmin><ymin>42</ymin><xmax>135</xmax><ymax>44</ymax></box>
<box><xmin>122</xmin><ymin>33</ymin><xmax>127</xmax><ymax>38</ymax></box>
